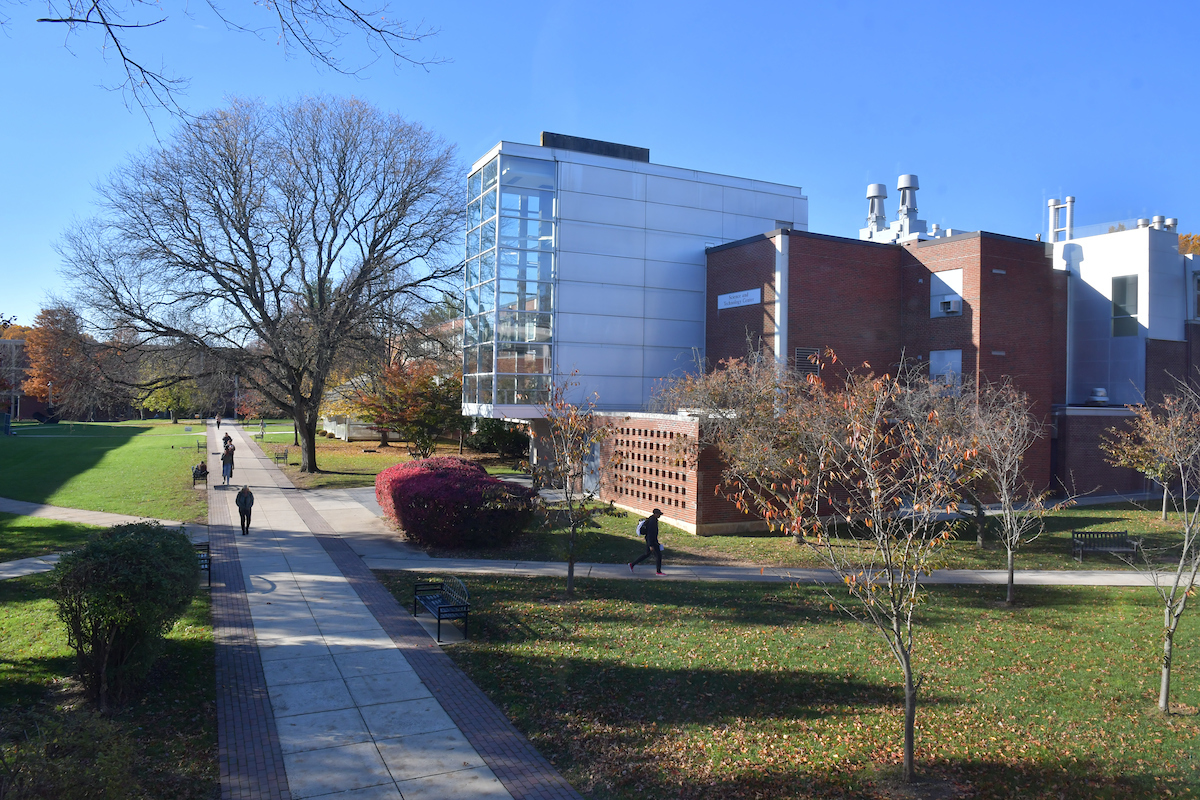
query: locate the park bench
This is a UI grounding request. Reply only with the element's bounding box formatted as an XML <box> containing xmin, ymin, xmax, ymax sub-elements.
<box><xmin>273</xmin><ymin>448</ymin><xmax>288</xmax><ymax>464</ymax></box>
<box><xmin>194</xmin><ymin>541</ymin><xmax>211</xmax><ymax>587</ymax></box>
<box><xmin>196</xmin><ymin>439</ymin><xmax>204</xmax><ymax>453</ymax></box>
<box><xmin>413</xmin><ymin>576</ymin><xmax>470</xmax><ymax>642</ymax></box>
<box><xmin>192</xmin><ymin>464</ymin><xmax>209</xmax><ymax>487</ymax></box>
<box><xmin>1071</xmin><ymin>530</ymin><xmax>1140</xmax><ymax>562</ymax></box>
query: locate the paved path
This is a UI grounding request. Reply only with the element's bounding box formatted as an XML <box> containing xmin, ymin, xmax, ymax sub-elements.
<box><xmin>0</xmin><ymin>495</ymin><xmax>184</xmax><ymax>529</ymax></box>
<box><xmin>212</xmin><ymin>424</ymin><xmax>579</xmax><ymax>800</ymax></box>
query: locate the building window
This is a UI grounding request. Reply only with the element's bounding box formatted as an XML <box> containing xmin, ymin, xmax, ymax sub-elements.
<box><xmin>930</xmin><ymin>268</ymin><xmax>963</xmax><ymax>318</ymax></box>
<box><xmin>1112</xmin><ymin>275</ymin><xmax>1138</xmax><ymax>337</ymax></box>
<box><xmin>929</xmin><ymin>349</ymin><xmax>963</xmax><ymax>385</ymax></box>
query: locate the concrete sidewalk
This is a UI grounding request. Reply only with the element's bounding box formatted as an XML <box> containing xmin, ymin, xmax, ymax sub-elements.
<box><xmin>213</xmin><ymin>424</ymin><xmax>579</xmax><ymax>800</ymax></box>
<box><xmin>0</xmin><ymin>495</ymin><xmax>185</xmax><ymax>530</ymax></box>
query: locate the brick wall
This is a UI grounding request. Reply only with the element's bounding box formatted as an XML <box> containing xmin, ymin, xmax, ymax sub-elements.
<box><xmin>595</xmin><ymin>412</ymin><xmax>761</xmax><ymax>535</ymax></box>
<box><xmin>1146</xmin><ymin>338</ymin><xmax>1188</xmax><ymax>406</ymax></box>
<box><xmin>1053</xmin><ymin>411</ymin><xmax>1145</xmax><ymax>495</ymax></box>
<box><xmin>706</xmin><ymin>235</ymin><xmax>777</xmax><ymax>365</ymax></box>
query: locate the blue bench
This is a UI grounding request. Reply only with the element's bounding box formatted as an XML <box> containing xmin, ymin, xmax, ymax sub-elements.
<box><xmin>413</xmin><ymin>576</ymin><xmax>470</xmax><ymax>642</ymax></box>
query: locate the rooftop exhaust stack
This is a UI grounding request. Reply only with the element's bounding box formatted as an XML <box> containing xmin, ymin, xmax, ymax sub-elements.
<box><xmin>1048</xmin><ymin>196</ymin><xmax>1075</xmax><ymax>242</ymax></box>
<box><xmin>866</xmin><ymin>184</ymin><xmax>888</xmax><ymax>230</ymax></box>
<box><xmin>1167</xmin><ymin>218</ymin><xmax>1179</xmax><ymax>231</ymax></box>
<box><xmin>897</xmin><ymin>174</ymin><xmax>919</xmax><ymax>221</ymax></box>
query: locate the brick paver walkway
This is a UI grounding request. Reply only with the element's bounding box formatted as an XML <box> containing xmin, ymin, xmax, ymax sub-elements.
<box><xmin>210</xmin><ymin>425</ymin><xmax>293</xmax><ymax>800</ymax></box>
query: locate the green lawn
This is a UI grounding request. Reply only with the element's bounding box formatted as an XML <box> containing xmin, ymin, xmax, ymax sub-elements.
<box><xmin>0</xmin><ymin>573</ymin><xmax>217</xmax><ymax>798</ymax></box>
<box><xmin>0</xmin><ymin>514</ymin><xmax>100</xmax><ymax>561</ymax></box>
<box><xmin>420</xmin><ymin>502</ymin><xmax>1190</xmax><ymax>572</ymax></box>
<box><xmin>377</xmin><ymin>572</ymin><xmax>1199</xmax><ymax>799</ymax></box>
<box><xmin>1</xmin><ymin>421</ymin><xmax>208</xmax><ymax>523</ymax></box>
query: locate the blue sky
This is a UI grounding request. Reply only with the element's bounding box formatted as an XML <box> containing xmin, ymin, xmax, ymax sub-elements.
<box><xmin>3</xmin><ymin>0</ymin><xmax>1199</xmax><ymax>325</ymax></box>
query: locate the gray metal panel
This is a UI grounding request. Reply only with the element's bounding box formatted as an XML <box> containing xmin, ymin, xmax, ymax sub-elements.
<box><xmin>642</xmin><ymin>318</ymin><xmax>704</xmax><ymax>349</ymax></box>
<box><xmin>644</xmin><ymin>287</ymin><xmax>705</xmax><ymax>322</ymax></box>
<box><xmin>644</xmin><ymin>260</ymin><xmax>705</xmax><ymax>290</ymax></box>
<box><xmin>555</xmin><ymin>343</ymin><xmax>643</xmax><ymax>378</ymax></box>
<box><xmin>558</xmin><ymin>219</ymin><xmax>646</xmax><ymax>260</ymax></box>
<box><xmin>556</xmin><ymin>282</ymin><xmax>645</xmax><ymax>316</ymax></box>
<box><xmin>556</xmin><ymin>312</ymin><xmax>645</xmax><ymax>346</ymax></box>
<box><xmin>557</xmin><ymin>190</ymin><xmax>647</xmax><ymax>228</ymax></box>
<box><xmin>645</xmin><ymin>229</ymin><xmax>709</xmax><ymax>266</ymax></box>
<box><xmin>645</xmin><ymin>202</ymin><xmax>724</xmax><ymax>238</ymax></box>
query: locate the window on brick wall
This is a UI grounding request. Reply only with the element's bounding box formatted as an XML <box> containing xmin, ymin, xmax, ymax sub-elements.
<box><xmin>1112</xmin><ymin>275</ymin><xmax>1138</xmax><ymax>337</ymax></box>
<box><xmin>795</xmin><ymin>347</ymin><xmax>820</xmax><ymax>376</ymax></box>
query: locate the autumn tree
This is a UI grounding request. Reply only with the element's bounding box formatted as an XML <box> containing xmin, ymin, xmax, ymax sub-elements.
<box><xmin>1178</xmin><ymin>233</ymin><xmax>1200</xmax><ymax>256</ymax></box>
<box><xmin>533</xmin><ymin>375</ymin><xmax>612</xmax><ymax>597</ymax></box>
<box><xmin>1103</xmin><ymin>386</ymin><xmax>1200</xmax><ymax>715</ymax></box>
<box><xmin>65</xmin><ymin>96</ymin><xmax>462</xmax><ymax>472</ymax></box>
<box><xmin>664</xmin><ymin>350</ymin><xmax>973</xmax><ymax>783</ymax></box>
<box><xmin>21</xmin><ymin>307</ymin><xmax>129</xmax><ymax>421</ymax></box>
<box><xmin>356</xmin><ymin>361</ymin><xmax>462</xmax><ymax>458</ymax></box>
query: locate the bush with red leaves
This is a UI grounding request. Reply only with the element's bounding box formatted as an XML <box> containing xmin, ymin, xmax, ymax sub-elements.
<box><xmin>375</xmin><ymin>456</ymin><xmax>535</xmax><ymax>548</ymax></box>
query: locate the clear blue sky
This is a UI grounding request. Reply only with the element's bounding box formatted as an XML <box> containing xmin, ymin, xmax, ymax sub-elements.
<box><xmin>3</xmin><ymin>0</ymin><xmax>1198</xmax><ymax>326</ymax></box>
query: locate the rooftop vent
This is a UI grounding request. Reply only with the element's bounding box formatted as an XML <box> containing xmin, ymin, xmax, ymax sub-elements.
<box><xmin>540</xmin><ymin>132</ymin><xmax>650</xmax><ymax>162</ymax></box>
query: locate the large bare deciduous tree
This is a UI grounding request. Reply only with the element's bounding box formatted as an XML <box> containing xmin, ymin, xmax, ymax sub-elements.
<box><xmin>19</xmin><ymin>0</ymin><xmax>441</xmax><ymax>114</ymax></box>
<box><xmin>1103</xmin><ymin>385</ymin><xmax>1200</xmax><ymax>715</ymax></box>
<box><xmin>65</xmin><ymin>96</ymin><xmax>462</xmax><ymax>472</ymax></box>
<box><xmin>663</xmin><ymin>350</ymin><xmax>975</xmax><ymax>783</ymax></box>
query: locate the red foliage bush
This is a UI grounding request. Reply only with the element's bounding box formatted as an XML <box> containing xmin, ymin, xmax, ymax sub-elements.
<box><xmin>375</xmin><ymin>456</ymin><xmax>535</xmax><ymax>548</ymax></box>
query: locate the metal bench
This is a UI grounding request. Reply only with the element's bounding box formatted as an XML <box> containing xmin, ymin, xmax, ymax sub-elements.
<box><xmin>194</xmin><ymin>541</ymin><xmax>211</xmax><ymax>587</ymax></box>
<box><xmin>274</xmin><ymin>448</ymin><xmax>288</xmax><ymax>464</ymax></box>
<box><xmin>192</xmin><ymin>464</ymin><xmax>209</xmax><ymax>487</ymax></box>
<box><xmin>196</xmin><ymin>439</ymin><xmax>205</xmax><ymax>452</ymax></box>
<box><xmin>413</xmin><ymin>576</ymin><xmax>470</xmax><ymax>642</ymax></box>
<box><xmin>1071</xmin><ymin>530</ymin><xmax>1140</xmax><ymax>562</ymax></box>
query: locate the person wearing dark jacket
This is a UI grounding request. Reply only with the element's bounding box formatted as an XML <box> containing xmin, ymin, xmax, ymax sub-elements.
<box><xmin>235</xmin><ymin>486</ymin><xmax>254</xmax><ymax>535</ymax></box>
<box><xmin>629</xmin><ymin>508</ymin><xmax>665</xmax><ymax>575</ymax></box>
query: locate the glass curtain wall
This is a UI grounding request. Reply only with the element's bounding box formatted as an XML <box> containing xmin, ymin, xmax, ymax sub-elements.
<box><xmin>463</xmin><ymin>155</ymin><xmax>555</xmax><ymax>406</ymax></box>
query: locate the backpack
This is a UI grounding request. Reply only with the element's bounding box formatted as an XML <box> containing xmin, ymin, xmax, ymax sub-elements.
<box><xmin>636</xmin><ymin>518</ymin><xmax>647</xmax><ymax>537</ymax></box>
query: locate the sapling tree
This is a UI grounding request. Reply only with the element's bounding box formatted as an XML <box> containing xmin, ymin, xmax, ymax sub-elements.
<box><xmin>533</xmin><ymin>375</ymin><xmax>612</xmax><ymax>598</ymax></box>
<box><xmin>664</xmin><ymin>349</ymin><xmax>973</xmax><ymax>783</ymax></box>
<box><xmin>969</xmin><ymin>380</ymin><xmax>1065</xmax><ymax>605</ymax></box>
<box><xmin>1103</xmin><ymin>385</ymin><xmax>1200</xmax><ymax>714</ymax></box>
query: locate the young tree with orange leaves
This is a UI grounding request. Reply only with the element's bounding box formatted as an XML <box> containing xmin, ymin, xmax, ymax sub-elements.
<box><xmin>21</xmin><ymin>306</ymin><xmax>129</xmax><ymax>420</ymax></box>
<box><xmin>663</xmin><ymin>349</ymin><xmax>975</xmax><ymax>783</ymax></box>
<box><xmin>356</xmin><ymin>361</ymin><xmax>463</xmax><ymax>458</ymax></box>
<box><xmin>1103</xmin><ymin>385</ymin><xmax>1200</xmax><ymax>715</ymax></box>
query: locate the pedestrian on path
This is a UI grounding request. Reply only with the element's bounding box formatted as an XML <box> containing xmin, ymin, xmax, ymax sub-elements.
<box><xmin>235</xmin><ymin>486</ymin><xmax>254</xmax><ymax>535</ymax></box>
<box><xmin>221</xmin><ymin>445</ymin><xmax>235</xmax><ymax>486</ymax></box>
<box><xmin>216</xmin><ymin>415</ymin><xmax>221</xmax><ymax>429</ymax></box>
<box><xmin>222</xmin><ymin>431</ymin><xmax>232</xmax><ymax>449</ymax></box>
<box><xmin>629</xmin><ymin>508</ymin><xmax>665</xmax><ymax>575</ymax></box>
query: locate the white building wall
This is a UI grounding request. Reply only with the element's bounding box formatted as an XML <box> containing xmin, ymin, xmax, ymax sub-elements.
<box><xmin>479</xmin><ymin>141</ymin><xmax>807</xmax><ymax>413</ymax></box>
<box><xmin>1054</xmin><ymin>226</ymin><xmax>1185</xmax><ymax>406</ymax></box>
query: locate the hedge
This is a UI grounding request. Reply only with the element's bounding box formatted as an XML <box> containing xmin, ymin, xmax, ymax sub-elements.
<box><xmin>376</xmin><ymin>456</ymin><xmax>535</xmax><ymax>548</ymax></box>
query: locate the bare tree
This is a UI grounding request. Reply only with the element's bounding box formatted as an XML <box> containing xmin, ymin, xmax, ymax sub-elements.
<box><xmin>532</xmin><ymin>374</ymin><xmax>612</xmax><ymax>598</ymax></box>
<box><xmin>64</xmin><ymin>96</ymin><xmax>462</xmax><ymax>471</ymax></box>
<box><xmin>969</xmin><ymin>379</ymin><xmax>1066</xmax><ymax>605</ymax></box>
<box><xmin>1103</xmin><ymin>385</ymin><xmax>1200</xmax><ymax>715</ymax></box>
<box><xmin>18</xmin><ymin>0</ymin><xmax>442</xmax><ymax>114</ymax></box>
<box><xmin>664</xmin><ymin>350</ymin><xmax>974</xmax><ymax>783</ymax></box>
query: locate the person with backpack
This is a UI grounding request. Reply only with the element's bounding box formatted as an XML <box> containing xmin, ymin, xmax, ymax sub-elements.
<box><xmin>629</xmin><ymin>508</ymin><xmax>665</xmax><ymax>575</ymax></box>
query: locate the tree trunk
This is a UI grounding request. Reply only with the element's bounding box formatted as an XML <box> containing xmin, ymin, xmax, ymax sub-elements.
<box><xmin>566</xmin><ymin>525</ymin><xmax>577</xmax><ymax>597</ymax></box>
<box><xmin>459</xmin><ymin>428</ymin><xmax>464</xmax><ymax>455</ymax></box>
<box><xmin>1162</xmin><ymin>483</ymin><xmax>1169</xmax><ymax>521</ymax></box>
<box><xmin>1160</xmin><ymin>610</ymin><xmax>1175</xmax><ymax>714</ymax></box>
<box><xmin>170</xmin><ymin>408</ymin><xmax>178</xmax><ymax>423</ymax></box>
<box><xmin>139</xmin><ymin>407</ymin><xmax>146</xmax><ymax>420</ymax></box>
<box><xmin>293</xmin><ymin>421</ymin><xmax>298</xmax><ymax>447</ymax></box>
<box><xmin>975</xmin><ymin>500</ymin><xmax>986</xmax><ymax>549</ymax></box>
<box><xmin>901</xmin><ymin>652</ymin><xmax>917</xmax><ymax>783</ymax></box>
<box><xmin>1006</xmin><ymin>548</ymin><xmax>1016</xmax><ymax>604</ymax></box>
<box><xmin>379</xmin><ymin>429</ymin><xmax>390</xmax><ymax>447</ymax></box>
<box><xmin>297</xmin><ymin>408</ymin><xmax>319</xmax><ymax>473</ymax></box>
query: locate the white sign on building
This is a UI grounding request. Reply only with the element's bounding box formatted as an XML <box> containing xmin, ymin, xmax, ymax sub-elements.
<box><xmin>717</xmin><ymin>288</ymin><xmax>762</xmax><ymax>310</ymax></box>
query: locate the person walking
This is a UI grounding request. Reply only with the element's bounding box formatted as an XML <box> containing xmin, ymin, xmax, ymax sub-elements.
<box><xmin>215</xmin><ymin>415</ymin><xmax>221</xmax><ymax>430</ymax></box>
<box><xmin>629</xmin><ymin>508</ymin><xmax>665</xmax><ymax>575</ymax></box>
<box><xmin>221</xmin><ymin>445</ymin><xmax>235</xmax><ymax>486</ymax></box>
<box><xmin>235</xmin><ymin>486</ymin><xmax>254</xmax><ymax>535</ymax></box>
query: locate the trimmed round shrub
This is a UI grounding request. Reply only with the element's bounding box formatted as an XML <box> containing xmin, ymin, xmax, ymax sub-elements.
<box><xmin>52</xmin><ymin>522</ymin><xmax>200</xmax><ymax>710</ymax></box>
<box><xmin>376</xmin><ymin>456</ymin><xmax>535</xmax><ymax>548</ymax></box>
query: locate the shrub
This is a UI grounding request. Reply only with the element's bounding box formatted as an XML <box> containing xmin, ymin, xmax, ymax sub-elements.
<box><xmin>376</xmin><ymin>456</ymin><xmax>535</xmax><ymax>548</ymax></box>
<box><xmin>466</xmin><ymin>418</ymin><xmax>530</xmax><ymax>459</ymax></box>
<box><xmin>52</xmin><ymin>522</ymin><xmax>200</xmax><ymax>710</ymax></box>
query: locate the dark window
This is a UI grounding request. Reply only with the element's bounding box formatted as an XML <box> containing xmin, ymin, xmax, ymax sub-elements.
<box><xmin>1112</xmin><ymin>276</ymin><xmax>1138</xmax><ymax>337</ymax></box>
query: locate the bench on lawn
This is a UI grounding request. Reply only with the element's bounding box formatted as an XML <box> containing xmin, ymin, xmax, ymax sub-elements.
<box><xmin>194</xmin><ymin>541</ymin><xmax>211</xmax><ymax>587</ymax></box>
<box><xmin>1072</xmin><ymin>530</ymin><xmax>1140</xmax><ymax>562</ymax></box>
<box><xmin>413</xmin><ymin>576</ymin><xmax>470</xmax><ymax>642</ymax></box>
<box><xmin>273</xmin><ymin>447</ymin><xmax>288</xmax><ymax>464</ymax></box>
<box><xmin>196</xmin><ymin>439</ymin><xmax>205</xmax><ymax>453</ymax></box>
<box><xmin>192</xmin><ymin>464</ymin><xmax>209</xmax><ymax>487</ymax></box>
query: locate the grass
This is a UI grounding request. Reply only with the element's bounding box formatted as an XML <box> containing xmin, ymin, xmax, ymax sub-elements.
<box><xmin>376</xmin><ymin>572</ymin><xmax>1199</xmax><ymax>799</ymax></box>
<box><xmin>0</xmin><ymin>572</ymin><xmax>217</xmax><ymax>798</ymax></box>
<box><xmin>275</xmin><ymin>434</ymin><xmax>525</xmax><ymax>489</ymax></box>
<box><xmin>1</xmin><ymin>421</ymin><xmax>208</xmax><ymax>523</ymax></box>
<box><xmin>416</xmin><ymin>502</ymin><xmax>1196</xmax><ymax>572</ymax></box>
<box><xmin>0</xmin><ymin>514</ymin><xmax>101</xmax><ymax>562</ymax></box>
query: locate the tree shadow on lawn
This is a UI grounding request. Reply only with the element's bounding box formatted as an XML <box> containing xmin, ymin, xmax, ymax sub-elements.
<box><xmin>0</xmin><ymin>424</ymin><xmax>147</xmax><ymax>505</ymax></box>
